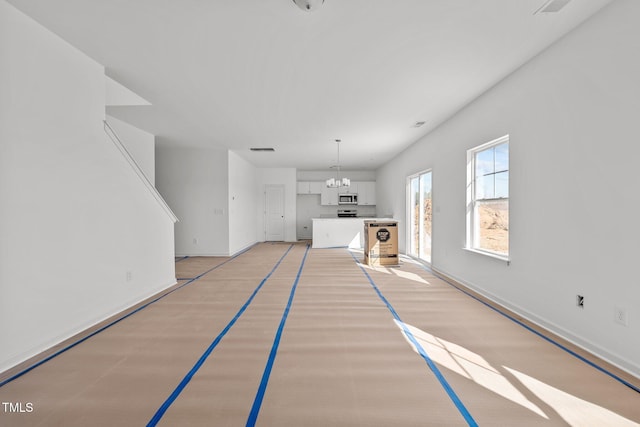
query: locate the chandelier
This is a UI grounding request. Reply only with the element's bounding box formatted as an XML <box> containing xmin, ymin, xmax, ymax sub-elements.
<box><xmin>326</xmin><ymin>139</ymin><xmax>350</xmax><ymax>188</ymax></box>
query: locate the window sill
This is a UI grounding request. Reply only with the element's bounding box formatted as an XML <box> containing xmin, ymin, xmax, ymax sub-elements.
<box><xmin>463</xmin><ymin>247</ymin><xmax>510</xmax><ymax>265</ymax></box>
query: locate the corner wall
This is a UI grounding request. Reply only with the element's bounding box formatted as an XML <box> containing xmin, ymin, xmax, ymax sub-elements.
<box><xmin>376</xmin><ymin>0</ymin><xmax>640</xmax><ymax>377</ymax></box>
<box><xmin>228</xmin><ymin>151</ymin><xmax>258</xmax><ymax>254</ymax></box>
<box><xmin>156</xmin><ymin>146</ymin><xmax>230</xmax><ymax>256</ymax></box>
<box><xmin>0</xmin><ymin>1</ymin><xmax>176</xmax><ymax>373</ymax></box>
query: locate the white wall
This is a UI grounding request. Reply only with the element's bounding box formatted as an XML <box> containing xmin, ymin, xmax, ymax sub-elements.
<box><xmin>156</xmin><ymin>146</ymin><xmax>229</xmax><ymax>256</ymax></box>
<box><xmin>376</xmin><ymin>0</ymin><xmax>640</xmax><ymax>377</ymax></box>
<box><xmin>106</xmin><ymin>115</ymin><xmax>156</xmax><ymax>184</ymax></box>
<box><xmin>0</xmin><ymin>1</ymin><xmax>176</xmax><ymax>372</ymax></box>
<box><xmin>228</xmin><ymin>151</ymin><xmax>258</xmax><ymax>254</ymax></box>
<box><xmin>256</xmin><ymin>168</ymin><xmax>297</xmax><ymax>242</ymax></box>
<box><xmin>156</xmin><ymin>151</ymin><xmax>295</xmax><ymax>253</ymax></box>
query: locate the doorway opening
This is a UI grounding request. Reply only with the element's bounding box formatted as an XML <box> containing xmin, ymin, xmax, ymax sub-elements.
<box><xmin>407</xmin><ymin>171</ymin><xmax>432</xmax><ymax>263</ymax></box>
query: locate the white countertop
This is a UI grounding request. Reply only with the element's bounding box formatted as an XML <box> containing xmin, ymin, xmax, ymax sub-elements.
<box><xmin>311</xmin><ymin>217</ymin><xmax>396</xmax><ymax>248</ymax></box>
<box><xmin>311</xmin><ymin>217</ymin><xmax>389</xmax><ymax>221</ymax></box>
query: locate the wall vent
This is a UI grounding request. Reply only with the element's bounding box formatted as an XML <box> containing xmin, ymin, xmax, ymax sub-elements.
<box><xmin>534</xmin><ymin>0</ymin><xmax>571</xmax><ymax>14</ymax></box>
<box><xmin>250</xmin><ymin>147</ymin><xmax>275</xmax><ymax>152</ymax></box>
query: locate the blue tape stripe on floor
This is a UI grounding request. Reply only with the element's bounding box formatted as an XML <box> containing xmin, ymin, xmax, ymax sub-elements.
<box><xmin>147</xmin><ymin>244</ymin><xmax>295</xmax><ymax>427</ymax></box>
<box><xmin>175</xmin><ymin>256</ymin><xmax>189</xmax><ymax>262</ymax></box>
<box><xmin>421</xmin><ymin>265</ymin><xmax>640</xmax><ymax>394</ymax></box>
<box><xmin>349</xmin><ymin>251</ymin><xmax>478</xmax><ymax>427</ymax></box>
<box><xmin>246</xmin><ymin>244</ymin><xmax>310</xmax><ymax>427</ymax></box>
<box><xmin>0</xmin><ymin>244</ymin><xmax>257</xmax><ymax>389</ymax></box>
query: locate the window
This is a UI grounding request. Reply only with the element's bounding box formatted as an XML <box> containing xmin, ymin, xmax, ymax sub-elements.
<box><xmin>467</xmin><ymin>136</ymin><xmax>509</xmax><ymax>259</ymax></box>
<box><xmin>407</xmin><ymin>170</ymin><xmax>432</xmax><ymax>263</ymax></box>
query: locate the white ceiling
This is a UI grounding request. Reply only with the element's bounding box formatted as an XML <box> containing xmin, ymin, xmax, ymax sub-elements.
<box><xmin>9</xmin><ymin>0</ymin><xmax>613</xmax><ymax>171</ymax></box>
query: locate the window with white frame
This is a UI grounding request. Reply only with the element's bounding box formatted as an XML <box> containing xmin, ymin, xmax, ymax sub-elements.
<box><xmin>467</xmin><ymin>135</ymin><xmax>509</xmax><ymax>258</ymax></box>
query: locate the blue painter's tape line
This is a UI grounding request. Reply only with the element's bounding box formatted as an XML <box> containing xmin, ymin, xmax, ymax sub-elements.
<box><xmin>0</xmin><ymin>244</ymin><xmax>257</xmax><ymax>389</ymax></box>
<box><xmin>421</xmin><ymin>265</ymin><xmax>640</xmax><ymax>394</ymax></box>
<box><xmin>175</xmin><ymin>256</ymin><xmax>190</xmax><ymax>262</ymax></box>
<box><xmin>349</xmin><ymin>251</ymin><xmax>478</xmax><ymax>427</ymax></box>
<box><xmin>147</xmin><ymin>244</ymin><xmax>295</xmax><ymax>427</ymax></box>
<box><xmin>246</xmin><ymin>244</ymin><xmax>310</xmax><ymax>427</ymax></box>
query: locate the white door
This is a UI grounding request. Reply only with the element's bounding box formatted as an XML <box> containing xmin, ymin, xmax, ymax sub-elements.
<box><xmin>265</xmin><ymin>185</ymin><xmax>285</xmax><ymax>241</ymax></box>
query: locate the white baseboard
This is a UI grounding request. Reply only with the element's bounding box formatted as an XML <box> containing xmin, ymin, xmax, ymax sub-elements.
<box><xmin>432</xmin><ymin>266</ymin><xmax>640</xmax><ymax>380</ymax></box>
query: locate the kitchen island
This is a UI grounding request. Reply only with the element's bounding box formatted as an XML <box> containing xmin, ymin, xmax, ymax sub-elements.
<box><xmin>311</xmin><ymin>217</ymin><xmax>391</xmax><ymax>249</ymax></box>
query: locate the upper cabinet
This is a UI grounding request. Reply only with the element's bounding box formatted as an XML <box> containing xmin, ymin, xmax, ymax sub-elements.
<box><xmin>298</xmin><ymin>180</ymin><xmax>375</xmax><ymax>205</ymax></box>
<box><xmin>354</xmin><ymin>181</ymin><xmax>376</xmax><ymax>205</ymax></box>
<box><xmin>339</xmin><ymin>181</ymin><xmax>357</xmax><ymax>194</ymax></box>
<box><xmin>320</xmin><ymin>186</ymin><xmax>338</xmax><ymax>205</ymax></box>
<box><xmin>297</xmin><ymin>181</ymin><xmax>324</xmax><ymax>195</ymax></box>
<box><xmin>309</xmin><ymin>181</ymin><xmax>325</xmax><ymax>194</ymax></box>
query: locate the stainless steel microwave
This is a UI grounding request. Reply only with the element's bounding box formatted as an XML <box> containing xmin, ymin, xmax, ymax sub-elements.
<box><xmin>338</xmin><ymin>194</ymin><xmax>358</xmax><ymax>205</ymax></box>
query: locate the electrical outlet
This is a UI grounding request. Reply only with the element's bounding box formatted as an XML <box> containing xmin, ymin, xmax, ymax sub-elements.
<box><xmin>126</xmin><ymin>270</ymin><xmax>133</xmax><ymax>282</ymax></box>
<box><xmin>576</xmin><ymin>295</ymin><xmax>584</xmax><ymax>308</ymax></box>
<box><xmin>614</xmin><ymin>306</ymin><xmax>628</xmax><ymax>326</ymax></box>
<box><xmin>193</xmin><ymin>237</ymin><xmax>198</xmax><ymax>245</ymax></box>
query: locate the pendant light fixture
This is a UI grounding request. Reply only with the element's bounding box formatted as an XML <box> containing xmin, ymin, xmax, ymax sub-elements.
<box><xmin>326</xmin><ymin>139</ymin><xmax>350</xmax><ymax>188</ymax></box>
<box><xmin>292</xmin><ymin>0</ymin><xmax>324</xmax><ymax>12</ymax></box>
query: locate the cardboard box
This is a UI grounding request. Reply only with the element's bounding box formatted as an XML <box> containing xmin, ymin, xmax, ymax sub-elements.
<box><xmin>364</xmin><ymin>220</ymin><xmax>398</xmax><ymax>266</ymax></box>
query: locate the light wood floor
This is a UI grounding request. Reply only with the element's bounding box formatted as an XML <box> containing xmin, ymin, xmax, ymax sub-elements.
<box><xmin>0</xmin><ymin>242</ymin><xmax>638</xmax><ymax>426</ymax></box>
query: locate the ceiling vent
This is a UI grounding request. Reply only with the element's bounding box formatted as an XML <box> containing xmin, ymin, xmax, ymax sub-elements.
<box><xmin>534</xmin><ymin>0</ymin><xmax>571</xmax><ymax>14</ymax></box>
<box><xmin>250</xmin><ymin>147</ymin><xmax>275</xmax><ymax>152</ymax></box>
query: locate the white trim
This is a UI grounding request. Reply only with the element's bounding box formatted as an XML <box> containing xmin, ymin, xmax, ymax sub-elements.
<box><xmin>406</xmin><ymin>169</ymin><xmax>433</xmax><ymax>263</ymax></box>
<box><xmin>466</xmin><ymin>134</ymin><xmax>509</xmax><ymax>257</ymax></box>
<box><xmin>473</xmin><ymin>134</ymin><xmax>509</xmax><ymax>152</ymax></box>
<box><xmin>463</xmin><ymin>247</ymin><xmax>510</xmax><ymax>265</ymax></box>
<box><xmin>103</xmin><ymin>120</ymin><xmax>178</xmax><ymax>223</ymax></box>
<box><xmin>432</xmin><ymin>266</ymin><xmax>640</xmax><ymax>379</ymax></box>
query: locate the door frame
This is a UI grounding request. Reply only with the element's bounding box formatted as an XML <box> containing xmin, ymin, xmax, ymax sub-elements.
<box><xmin>406</xmin><ymin>169</ymin><xmax>433</xmax><ymax>264</ymax></box>
<box><xmin>264</xmin><ymin>184</ymin><xmax>285</xmax><ymax>241</ymax></box>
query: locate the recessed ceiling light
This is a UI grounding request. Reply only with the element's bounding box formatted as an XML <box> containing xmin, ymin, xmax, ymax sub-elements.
<box><xmin>413</xmin><ymin>121</ymin><xmax>427</xmax><ymax>128</ymax></box>
<box><xmin>292</xmin><ymin>0</ymin><xmax>324</xmax><ymax>12</ymax></box>
<box><xmin>249</xmin><ymin>147</ymin><xmax>275</xmax><ymax>152</ymax></box>
<box><xmin>534</xmin><ymin>0</ymin><xmax>571</xmax><ymax>14</ymax></box>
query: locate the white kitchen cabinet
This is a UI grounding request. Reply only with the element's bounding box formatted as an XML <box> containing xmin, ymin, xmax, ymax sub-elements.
<box><xmin>318</xmin><ymin>181</ymin><xmax>373</xmax><ymax>205</ymax></box>
<box><xmin>320</xmin><ymin>186</ymin><xmax>338</xmax><ymax>205</ymax></box>
<box><xmin>342</xmin><ymin>182</ymin><xmax>357</xmax><ymax>194</ymax></box>
<box><xmin>308</xmin><ymin>181</ymin><xmax>324</xmax><ymax>194</ymax></box>
<box><xmin>297</xmin><ymin>181</ymin><xmax>324</xmax><ymax>194</ymax></box>
<box><xmin>297</xmin><ymin>181</ymin><xmax>310</xmax><ymax>194</ymax></box>
<box><xmin>355</xmin><ymin>181</ymin><xmax>376</xmax><ymax>205</ymax></box>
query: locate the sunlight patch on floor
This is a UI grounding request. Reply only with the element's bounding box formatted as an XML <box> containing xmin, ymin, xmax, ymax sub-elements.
<box><xmin>353</xmin><ymin>255</ymin><xmax>430</xmax><ymax>285</ymax></box>
<box><xmin>394</xmin><ymin>319</ymin><xmax>548</xmax><ymax>418</ymax></box>
<box><xmin>394</xmin><ymin>320</ymin><xmax>639</xmax><ymax>425</ymax></box>
<box><xmin>505</xmin><ymin>367</ymin><xmax>640</xmax><ymax>427</ymax></box>
<box><xmin>389</xmin><ymin>268</ymin><xmax>430</xmax><ymax>285</ymax></box>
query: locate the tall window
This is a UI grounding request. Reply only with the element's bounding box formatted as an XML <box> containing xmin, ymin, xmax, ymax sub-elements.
<box><xmin>408</xmin><ymin>170</ymin><xmax>432</xmax><ymax>263</ymax></box>
<box><xmin>467</xmin><ymin>136</ymin><xmax>509</xmax><ymax>258</ymax></box>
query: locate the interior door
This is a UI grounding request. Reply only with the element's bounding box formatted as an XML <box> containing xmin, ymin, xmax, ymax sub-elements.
<box><xmin>265</xmin><ymin>184</ymin><xmax>285</xmax><ymax>241</ymax></box>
